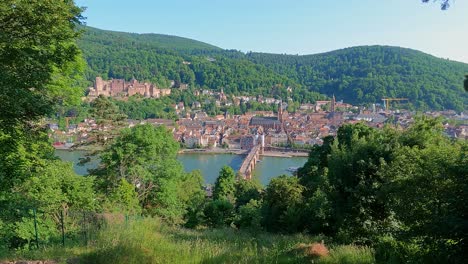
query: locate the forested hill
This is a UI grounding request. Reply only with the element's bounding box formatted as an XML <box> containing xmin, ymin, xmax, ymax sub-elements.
<box><xmin>80</xmin><ymin>26</ymin><xmax>222</xmax><ymax>52</ymax></box>
<box><xmin>78</xmin><ymin>26</ymin><xmax>322</xmax><ymax>102</ymax></box>
<box><xmin>247</xmin><ymin>46</ymin><xmax>468</xmax><ymax>111</ymax></box>
<box><xmin>77</xmin><ymin>26</ymin><xmax>468</xmax><ymax>111</ymax></box>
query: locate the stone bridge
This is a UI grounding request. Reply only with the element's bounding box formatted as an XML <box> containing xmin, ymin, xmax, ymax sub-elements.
<box><xmin>238</xmin><ymin>144</ymin><xmax>263</xmax><ymax>180</ymax></box>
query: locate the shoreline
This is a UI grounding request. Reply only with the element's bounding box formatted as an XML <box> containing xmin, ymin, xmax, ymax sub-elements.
<box><xmin>262</xmin><ymin>151</ymin><xmax>309</xmax><ymax>157</ymax></box>
<box><xmin>178</xmin><ymin>148</ymin><xmax>309</xmax><ymax>158</ymax></box>
<box><xmin>55</xmin><ymin>145</ymin><xmax>309</xmax><ymax>158</ymax></box>
<box><xmin>178</xmin><ymin>148</ymin><xmax>247</xmax><ymax>155</ymax></box>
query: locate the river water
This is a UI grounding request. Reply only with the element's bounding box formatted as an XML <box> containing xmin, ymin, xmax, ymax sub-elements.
<box><xmin>55</xmin><ymin>150</ymin><xmax>307</xmax><ymax>186</ymax></box>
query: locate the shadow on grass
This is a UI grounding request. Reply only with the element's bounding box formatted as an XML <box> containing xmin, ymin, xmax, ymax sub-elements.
<box><xmin>79</xmin><ymin>244</ymin><xmax>155</xmax><ymax>264</ymax></box>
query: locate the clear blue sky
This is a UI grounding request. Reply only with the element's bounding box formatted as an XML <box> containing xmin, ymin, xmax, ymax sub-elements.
<box><xmin>75</xmin><ymin>0</ymin><xmax>468</xmax><ymax>63</ymax></box>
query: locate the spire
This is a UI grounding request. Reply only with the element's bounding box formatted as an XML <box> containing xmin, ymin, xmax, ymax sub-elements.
<box><xmin>331</xmin><ymin>94</ymin><xmax>336</xmax><ymax>113</ymax></box>
<box><xmin>278</xmin><ymin>99</ymin><xmax>283</xmax><ymax>122</ymax></box>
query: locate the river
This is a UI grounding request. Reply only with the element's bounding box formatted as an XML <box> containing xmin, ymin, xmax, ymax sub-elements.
<box><xmin>55</xmin><ymin>150</ymin><xmax>308</xmax><ymax>186</ymax></box>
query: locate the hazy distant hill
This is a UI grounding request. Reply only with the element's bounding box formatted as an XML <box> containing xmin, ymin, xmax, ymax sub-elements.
<box><xmin>77</xmin><ymin>26</ymin><xmax>468</xmax><ymax>111</ymax></box>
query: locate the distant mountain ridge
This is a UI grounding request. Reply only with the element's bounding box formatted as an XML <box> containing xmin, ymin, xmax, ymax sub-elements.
<box><xmin>78</xmin><ymin>26</ymin><xmax>468</xmax><ymax>111</ymax></box>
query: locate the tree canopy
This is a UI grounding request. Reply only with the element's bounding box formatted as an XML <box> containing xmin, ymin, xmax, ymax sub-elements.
<box><xmin>0</xmin><ymin>0</ymin><xmax>85</xmax><ymax>127</ymax></box>
<box><xmin>422</xmin><ymin>0</ymin><xmax>451</xmax><ymax>10</ymax></box>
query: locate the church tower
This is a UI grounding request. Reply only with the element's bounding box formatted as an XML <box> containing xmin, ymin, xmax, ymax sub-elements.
<box><xmin>278</xmin><ymin>100</ymin><xmax>283</xmax><ymax>123</ymax></box>
<box><xmin>331</xmin><ymin>94</ymin><xmax>336</xmax><ymax>113</ymax></box>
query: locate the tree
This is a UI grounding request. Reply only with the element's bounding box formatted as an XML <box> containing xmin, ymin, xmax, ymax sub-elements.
<box><xmin>94</xmin><ymin>124</ymin><xmax>189</xmax><ymax>221</ymax></box>
<box><xmin>87</xmin><ymin>95</ymin><xmax>127</xmax><ymax>146</ymax></box>
<box><xmin>422</xmin><ymin>0</ymin><xmax>451</xmax><ymax>10</ymax></box>
<box><xmin>213</xmin><ymin>166</ymin><xmax>236</xmax><ymax>202</ymax></box>
<box><xmin>203</xmin><ymin>199</ymin><xmax>234</xmax><ymax>228</ymax></box>
<box><xmin>96</xmin><ymin>123</ymin><xmax>180</xmax><ymax>193</ymax></box>
<box><xmin>234</xmin><ymin>178</ymin><xmax>262</xmax><ymax>208</ymax></box>
<box><xmin>0</xmin><ymin>0</ymin><xmax>85</xmax><ymax>128</ymax></box>
<box><xmin>103</xmin><ymin>178</ymin><xmax>141</xmax><ymax>214</ymax></box>
<box><xmin>235</xmin><ymin>199</ymin><xmax>263</xmax><ymax>230</ymax></box>
<box><xmin>262</xmin><ymin>175</ymin><xmax>304</xmax><ymax>232</ymax></box>
<box><xmin>0</xmin><ymin>0</ymin><xmax>86</xmax><ymax>200</ymax></box>
<box><xmin>0</xmin><ymin>160</ymin><xmax>96</xmax><ymax>248</ymax></box>
<box><xmin>0</xmin><ymin>0</ymin><xmax>92</xmax><ymax>250</ymax></box>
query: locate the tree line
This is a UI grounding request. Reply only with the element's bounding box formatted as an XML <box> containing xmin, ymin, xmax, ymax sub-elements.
<box><xmin>185</xmin><ymin>117</ymin><xmax>466</xmax><ymax>263</ymax></box>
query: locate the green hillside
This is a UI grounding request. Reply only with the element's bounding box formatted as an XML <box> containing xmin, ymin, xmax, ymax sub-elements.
<box><xmin>77</xmin><ymin>26</ymin><xmax>468</xmax><ymax>111</ymax></box>
<box><xmin>0</xmin><ymin>217</ymin><xmax>375</xmax><ymax>264</ymax></box>
<box><xmin>247</xmin><ymin>46</ymin><xmax>468</xmax><ymax>111</ymax></box>
<box><xmin>80</xmin><ymin>26</ymin><xmax>221</xmax><ymax>52</ymax></box>
<box><xmin>78</xmin><ymin>27</ymin><xmax>323</xmax><ymax>102</ymax></box>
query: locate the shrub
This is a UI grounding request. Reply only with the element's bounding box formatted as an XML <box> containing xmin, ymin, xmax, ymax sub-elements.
<box><xmin>203</xmin><ymin>199</ymin><xmax>234</xmax><ymax>228</ymax></box>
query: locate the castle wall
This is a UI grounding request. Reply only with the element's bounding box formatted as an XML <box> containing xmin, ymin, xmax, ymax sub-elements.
<box><xmin>87</xmin><ymin>77</ymin><xmax>171</xmax><ymax>99</ymax></box>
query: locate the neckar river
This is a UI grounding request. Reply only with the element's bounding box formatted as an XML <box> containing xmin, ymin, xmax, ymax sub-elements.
<box><xmin>55</xmin><ymin>150</ymin><xmax>308</xmax><ymax>186</ymax></box>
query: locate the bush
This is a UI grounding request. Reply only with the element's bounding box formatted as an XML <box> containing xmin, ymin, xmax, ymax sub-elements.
<box><xmin>235</xmin><ymin>199</ymin><xmax>262</xmax><ymax>230</ymax></box>
<box><xmin>203</xmin><ymin>199</ymin><xmax>234</xmax><ymax>228</ymax></box>
<box><xmin>375</xmin><ymin>236</ymin><xmax>466</xmax><ymax>264</ymax></box>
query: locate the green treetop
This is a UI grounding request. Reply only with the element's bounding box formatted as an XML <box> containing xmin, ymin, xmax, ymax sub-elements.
<box><xmin>0</xmin><ymin>0</ymin><xmax>85</xmax><ymax>128</ymax></box>
<box><xmin>213</xmin><ymin>166</ymin><xmax>237</xmax><ymax>202</ymax></box>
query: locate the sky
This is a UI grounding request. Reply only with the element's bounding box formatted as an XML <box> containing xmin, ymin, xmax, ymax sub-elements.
<box><xmin>75</xmin><ymin>0</ymin><xmax>468</xmax><ymax>63</ymax></box>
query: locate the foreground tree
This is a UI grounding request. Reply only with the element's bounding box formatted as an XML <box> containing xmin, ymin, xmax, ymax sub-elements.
<box><xmin>297</xmin><ymin>118</ymin><xmax>466</xmax><ymax>262</ymax></box>
<box><xmin>213</xmin><ymin>166</ymin><xmax>237</xmax><ymax>202</ymax></box>
<box><xmin>94</xmin><ymin>124</ymin><xmax>202</xmax><ymax>222</ymax></box>
<box><xmin>262</xmin><ymin>175</ymin><xmax>304</xmax><ymax>233</ymax></box>
<box><xmin>0</xmin><ymin>0</ymin><xmax>85</xmax><ymax>127</ymax></box>
<box><xmin>87</xmin><ymin>95</ymin><xmax>128</xmax><ymax>146</ymax></box>
<box><xmin>0</xmin><ymin>1</ymin><xmax>93</xmax><ymax>249</ymax></box>
<box><xmin>422</xmin><ymin>0</ymin><xmax>451</xmax><ymax>10</ymax></box>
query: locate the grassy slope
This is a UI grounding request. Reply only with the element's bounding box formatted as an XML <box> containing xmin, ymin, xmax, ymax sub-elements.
<box><xmin>1</xmin><ymin>218</ymin><xmax>374</xmax><ymax>264</ymax></box>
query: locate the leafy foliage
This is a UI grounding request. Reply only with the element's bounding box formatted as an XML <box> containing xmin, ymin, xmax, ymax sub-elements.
<box><xmin>212</xmin><ymin>166</ymin><xmax>237</xmax><ymax>202</ymax></box>
<box><xmin>93</xmin><ymin>124</ymin><xmax>202</xmax><ymax>223</ymax></box>
<box><xmin>87</xmin><ymin>95</ymin><xmax>127</xmax><ymax>146</ymax></box>
<box><xmin>0</xmin><ymin>0</ymin><xmax>85</xmax><ymax>127</ymax></box>
<box><xmin>297</xmin><ymin>118</ymin><xmax>467</xmax><ymax>262</ymax></box>
<box><xmin>262</xmin><ymin>175</ymin><xmax>304</xmax><ymax>233</ymax></box>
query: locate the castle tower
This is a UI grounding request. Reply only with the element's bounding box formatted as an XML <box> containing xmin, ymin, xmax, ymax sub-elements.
<box><xmin>95</xmin><ymin>77</ymin><xmax>104</xmax><ymax>92</ymax></box>
<box><xmin>260</xmin><ymin>133</ymin><xmax>265</xmax><ymax>155</ymax></box>
<box><xmin>144</xmin><ymin>84</ymin><xmax>150</xmax><ymax>97</ymax></box>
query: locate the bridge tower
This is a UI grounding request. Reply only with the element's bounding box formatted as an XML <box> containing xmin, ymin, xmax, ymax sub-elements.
<box><xmin>260</xmin><ymin>133</ymin><xmax>265</xmax><ymax>155</ymax></box>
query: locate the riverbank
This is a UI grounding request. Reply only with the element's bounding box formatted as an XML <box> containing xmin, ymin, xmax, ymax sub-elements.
<box><xmin>178</xmin><ymin>148</ymin><xmax>309</xmax><ymax>157</ymax></box>
<box><xmin>262</xmin><ymin>151</ymin><xmax>309</xmax><ymax>157</ymax></box>
<box><xmin>178</xmin><ymin>148</ymin><xmax>247</xmax><ymax>155</ymax></box>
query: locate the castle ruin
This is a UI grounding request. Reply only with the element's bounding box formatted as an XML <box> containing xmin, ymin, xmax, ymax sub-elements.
<box><xmin>87</xmin><ymin>77</ymin><xmax>171</xmax><ymax>99</ymax></box>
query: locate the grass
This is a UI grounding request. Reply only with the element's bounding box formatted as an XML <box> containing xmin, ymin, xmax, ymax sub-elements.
<box><xmin>318</xmin><ymin>245</ymin><xmax>375</xmax><ymax>264</ymax></box>
<box><xmin>0</xmin><ymin>218</ymin><xmax>376</xmax><ymax>263</ymax></box>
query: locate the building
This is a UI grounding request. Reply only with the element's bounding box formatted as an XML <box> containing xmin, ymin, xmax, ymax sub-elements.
<box><xmin>240</xmin><ymin>135</ymin><xmax>256</xmax><ymax>150</ymax></box>
<box><xmin>87</xmin><ymin>77</ymin><xmax>171</xmax><ymax>99</ymax></box>
<box><xmin>250</xmin><ymin>117</ymin><xmax>281</xmax><ymax>131</ymax></box>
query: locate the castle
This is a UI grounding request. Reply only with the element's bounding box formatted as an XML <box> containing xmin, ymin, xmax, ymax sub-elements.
<box><xmin>87</xmin><ymin>77</ymin><xmax>171</xmax><ymax>99</ymax></box>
